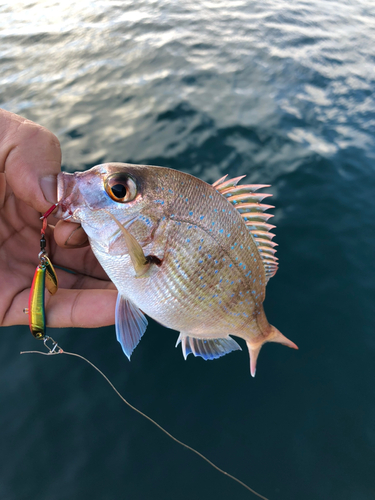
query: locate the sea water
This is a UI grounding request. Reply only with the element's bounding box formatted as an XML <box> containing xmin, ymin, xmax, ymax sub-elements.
<box><xmin>1</xmin><ymin>1</ymin><xmax>374</xmax><ymax>499</ymax></box>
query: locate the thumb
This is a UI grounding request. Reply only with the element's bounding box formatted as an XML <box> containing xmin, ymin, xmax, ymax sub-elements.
<box><xmin>0</xmin><ymin>109</ymin><xmax>61</xmax><ymax>213</ymax></box>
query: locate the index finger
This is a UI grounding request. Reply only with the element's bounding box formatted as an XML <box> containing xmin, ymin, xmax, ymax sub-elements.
<box><xmin>0</xmin><ymin>109</ymin><xmax>61</xmax><ymax>213</ymax></box>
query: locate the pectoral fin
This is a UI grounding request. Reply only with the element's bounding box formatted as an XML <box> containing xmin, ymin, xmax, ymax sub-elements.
<box><xmin>115</xmin><ymin>294</ymin><xmax>148</xmax><ymax>359</ymax></box>
<box><xmin>106</xmin><ymin>211</ymin><xmax>151</xmax><ymax>277</ymax></box>
<box><xmin>176</xmin><ymin>334</ymin><xmax>241</xmax><ymax>360</ymax></box>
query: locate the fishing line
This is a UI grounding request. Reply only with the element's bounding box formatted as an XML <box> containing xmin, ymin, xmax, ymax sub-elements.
<box><xmin>20</xmin><ymin>346</ymin><xmax>269</xmax><ymax>500</ymax></box>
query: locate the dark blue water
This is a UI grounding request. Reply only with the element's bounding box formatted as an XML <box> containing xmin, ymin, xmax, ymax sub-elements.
<box><xmin>1</xmin><ymin>1</ymin><xmax>375</xmax><ymax>499</ymax></box>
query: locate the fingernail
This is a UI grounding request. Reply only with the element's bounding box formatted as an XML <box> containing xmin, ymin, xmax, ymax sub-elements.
<box><xmin>65</xmin><ymin>225</ymin><xmax>89</xmax><ymax>247</ymax></box>
<box><xmin>40</xmin><ymin>175</ymin><xmax>57</xmax><ymax>204</ymax></box>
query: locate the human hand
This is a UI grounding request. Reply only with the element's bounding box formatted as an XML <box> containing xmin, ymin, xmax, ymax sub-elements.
<box><xmin>0</xmin><ymin>109</ymin><xmax>117</xmax><ymax>329</ymax></box>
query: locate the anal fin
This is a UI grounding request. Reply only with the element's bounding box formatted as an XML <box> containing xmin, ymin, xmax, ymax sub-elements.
<box><xmin>176</xmin><ymin>334</ymin><xmax>241</xmax><ymax>361</ymax></box>
<box><xmin>115</xmin><ymin>294</ymin><xmax>148</xmax><ymax>360</ymax></box>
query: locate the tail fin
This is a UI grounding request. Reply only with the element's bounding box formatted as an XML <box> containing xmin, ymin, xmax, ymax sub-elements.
<box><xmin>246</xmin><ymin>325</ymin><xmax>298</xmax><ymax>377</ymax></box>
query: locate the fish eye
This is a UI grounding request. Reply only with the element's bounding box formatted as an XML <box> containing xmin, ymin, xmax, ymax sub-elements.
<box><xmin>104</xmin><ymin>174</ymin><xmax>137</xmax><ymax>203</ymax></box>
<box><xmin>111</xmin><ymin>183</ymin><xmax>126</xmax><ymax>199</ymax></box>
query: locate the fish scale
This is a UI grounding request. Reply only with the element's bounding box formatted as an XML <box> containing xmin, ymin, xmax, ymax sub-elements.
<box><xmin>158</xmin><ymin>173</ymin><xmax>265</xmax><ymax>303</ymax></box>
<box><xmin>57</xmin><ymin>163</ymin><xmax>297</xmax><ymax>376</ymax></box>
<box><xmin>149</xmin><ymin>223</ymin><xmax>253</xmax><ymax>334</ymax></box>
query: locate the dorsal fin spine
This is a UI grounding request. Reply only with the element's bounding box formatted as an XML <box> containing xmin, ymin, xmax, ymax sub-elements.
<box><xmin>213</xmin><ymin>174</ymin><xmax>279</xmax><ymax>281</ymax></box>
<box><xmin>212</xmin><ymin>174</ymin><xmax>228</xmax><ymax>187</ymax></box>
<box><xmin>220</xmin><ymin>184</ymin><xmax>271</xmax><ymax>196</ymax></box>
<box><xmin>255</xmin><ymin>238</ymin><xmax>278</xmax><ymax>248</ymax></box>
<box><xmin>243</xmin><ymin>213</ymin><xmax>274</xmax><ymax>222</ymax></box>
<box><xmin>258</xmin><ymin>246</ymin><xmax>277</xmax><ymax>255</ymax></box>
<box><xmin>214</xmin><ymin>175</ymin><xmax>246</xmax><ymax>190</ymax></box>
<box><xmin>227</xmin><ymin>193</ymin><xmax>272</xmax><ymax>203</ymax></box>
<box><xmin>239</xmin><ymin>203</ymin><xmax>275</xmax><ymax>213</ymax></box>
<box><xmin>249</xmin><ymin>230</ymin><xmax>276</xmax><ymax>240</ymax></box>
<box><xmin>213</xmin><ymin>175</ymin><xmax>278</xmax><ymax>282</ymax></box>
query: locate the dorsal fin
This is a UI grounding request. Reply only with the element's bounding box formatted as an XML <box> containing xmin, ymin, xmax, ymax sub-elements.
<box><xmin>212</xmin><ymin>175</ymin><xmax>245</xmax><ymax>189</ymax></box>
<box><xmin>212</xmin><ymin>174</ymin><xmax>228</xmax><ymax>187</ymax></box>
<box><xmin>214</xmin><ymin>174</ymin><xmax>278</xmax><ymax>281</ymax></box>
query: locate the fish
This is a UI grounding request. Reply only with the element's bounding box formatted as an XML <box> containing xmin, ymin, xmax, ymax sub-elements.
<box><xmin>56</xmin><ymin>163</ymin><xmax>297</xmax><ymax>376</ymax></box>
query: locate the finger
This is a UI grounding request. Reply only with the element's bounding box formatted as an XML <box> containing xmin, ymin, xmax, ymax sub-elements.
<box><xmin>47</xmin><ymin>288</ymin><xmax>117</xmax><ymax>328</ymax></box>
<box><xmin>53</xmin><ymin>220</ymin><xmax>89</xmax><ymax>248</ymax></box>
<box><xmin>3</xmin><ymin>288</ymin><xmax>117</xmax><ymax>328</ymax></box>
<box><xmin>50</xmin><ymin>244</ymin><xmax>109</xmax><ymax>281</ymax></box>
<box><xmin>0</xmin><ymin>109</ymin><xmax>61</xmax><ymax>213</ymax></box>
<box><xmin>53</xmin><ymin>268</ymin><xmax>115</xmax><ymax>290</ymax></box>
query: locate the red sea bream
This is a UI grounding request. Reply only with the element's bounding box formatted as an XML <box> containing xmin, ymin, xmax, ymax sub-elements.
<box><xmin>57</xmin><ymin>163</ymin><xmax>297</xmax><ymax>376</ymax></box>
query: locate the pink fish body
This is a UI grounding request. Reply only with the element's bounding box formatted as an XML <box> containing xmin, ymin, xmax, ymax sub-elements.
<box><xmin>57</xmin><ymin>163</ymin><xmax>297</xmax><ymax>376</ymax></box>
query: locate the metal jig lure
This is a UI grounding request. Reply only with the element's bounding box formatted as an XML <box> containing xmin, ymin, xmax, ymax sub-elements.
<box><xmin>24</xmin><ymin>204</ymin><xmax>59</xmax><ymax>340</ymax></box>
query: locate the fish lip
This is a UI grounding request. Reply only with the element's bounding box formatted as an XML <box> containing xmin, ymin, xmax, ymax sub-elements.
<box><xmin>55</xmin><ymin>172</ymin><xmax>81</xmax><ymax>221</ymax></box>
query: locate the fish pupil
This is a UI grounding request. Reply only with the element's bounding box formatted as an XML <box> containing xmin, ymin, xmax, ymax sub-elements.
<box><xmin>111</xmin><ymin>184</ymin><xmax>127</xmax><ymax>199</ymax></box>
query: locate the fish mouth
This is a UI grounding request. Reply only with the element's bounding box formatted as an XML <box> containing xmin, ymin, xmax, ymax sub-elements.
<box><xmin>55</xmin><ymin>172</ymin><xmax>82</xmax><ymax>221</ymax></box>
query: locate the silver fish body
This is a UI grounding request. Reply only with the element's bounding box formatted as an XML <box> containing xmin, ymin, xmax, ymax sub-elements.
<box><xmin>57</xmin><ymin>163</ymin><xmax>297</xmax><ymax>375</ymax></box>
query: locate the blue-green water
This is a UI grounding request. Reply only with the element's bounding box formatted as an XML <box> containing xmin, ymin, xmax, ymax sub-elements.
<box><xmin>1</xmin><ymin>1</ymin><xmax>375</xmax><ymax>499</ymax></box>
